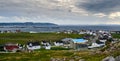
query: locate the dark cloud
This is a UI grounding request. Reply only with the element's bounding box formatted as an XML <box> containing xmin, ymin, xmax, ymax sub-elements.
<box><xmin>77</xmin><ymin>0</ymin><xmax>120</xmax><ymax>14</ymax></box>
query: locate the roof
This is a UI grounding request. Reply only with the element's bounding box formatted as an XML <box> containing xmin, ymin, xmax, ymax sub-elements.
<box><xmin>5</xmin><ymin>42</ymin><xmax>18</xmax><ymax>46</ymax></box>
<box><xmin>5</xmin><ymin>45</ymin><xmax>19</xmax><ymax>51</ymax></box>
<box><xmin>56</xmin><ymin>41</ymin><xmax>63</xmax><ymax>43</ymax></box>
<box><xmin>27</xmin><ymin>42</ymin><xmax>40</xmax><ymax>46</ymax></box>
<box><xmin>62</xmin><ymin>38</ymin><xmax>72</xmax><ymax>41</ymax></box>
<box><xmin>42</xmin><ymin>41</ymin><xmax>49</xmax><ymax>43</ymax></box>
<box><xmin>72</xmin><ymin>39</ymin><xmax>86</xmax><ymax>43</ymax></box>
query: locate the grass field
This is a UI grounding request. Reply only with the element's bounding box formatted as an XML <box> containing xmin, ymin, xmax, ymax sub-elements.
<box><xmin>0</xmin><ymin>32</ymin><xmax>84</xmax><ymax>44</ymax></box>
<box><xmin>1</xmin><ymin>50</ymin><xmax>120</xmax><ymax>61</ymax></box>
<box><xmin>0</xmin><ymin>50</ymin><xmax>106</xmax><ymax>61</ymax></box>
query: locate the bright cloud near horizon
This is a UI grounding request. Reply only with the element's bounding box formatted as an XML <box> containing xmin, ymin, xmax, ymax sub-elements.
<box><xmin>0</xmin><ymin>0</ymin><xmax>120</xmax><ymax>25</ymax></box>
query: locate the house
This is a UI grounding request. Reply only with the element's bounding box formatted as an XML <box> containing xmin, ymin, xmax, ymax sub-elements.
<box><xmin>61</xmin><ymin>38</ymin><xmax>73</xmax><ymax>48</ymax></box>
<box><xmin>99</xmin><ymin>40</ymin><xmax>107</xmax><ymax>43</ymax></box>
<box><xmin>42</xmin><ymin>45</ymin><xmax>51</xmax><ymax>50</ymax></box>
<box><xmin>88</xmin><ymin>39</ymin><xmax>105</xmax><ymax>49</ymax></box>
<box><xmin>110</xmin><ymin>31</ymin><xmax>120</xmax><ymax>34</ymax></box>
<box><xmin>61</xmin><ymin>38</ymin><xmax>72</xmax><ymax>43</ymax></box>
<box><xmin>15</xmin><ymin>29</ymin><xmax>21</xmax><ymax>33</ymax></box>
<box><xmin>70</xmin><ymin>39</ymin><xmax>88</xmax><ymax>50</ymax></box>
<box><xmin>41</xmin><ymin>41</ymin><xmax>50</xmax><ymax>46</ymax></box>
<box><xmin>72</xmin><ymin>30</ymin><xmax>79</xmax><ymax>34</ymax></box>
<box><xmin>4</xmin><ymin>43</ymin><xmax>20</xmax><ymax>52</ymax></box>
<box><xmin>54</xmin><ymin>41</ymin><xmax>64</xmax><ymax>46</ymax></box>
<box><xmin>27</xmin><ymin>42</ymin><xmax>41</xmax><ymax>50</ymax></box>
<box><xmin>29</xmin><ymin>31</ymin><xmax>38</xmax><ymax>33</ymax></box>
<box><xmin>79</xmin><ymin>30</ymin><xmax>87</xmax><ymax>34</ymax></box>
<box><xmin>88</xmin><ymin>42</ymin><xmax>105</xmax><ymax>49</ymax></box>
<box><xmin>83</xmin><ymin>34</ymin><xmax>91</xmax><ymax>40</ymax></box>
<box><xmin>41</xmin><ymin>41</ymin><xmax>51</xmax><ymax>49</ymax></box>
<box><xmin>45</xmin><ymin>45</ymin><xmax>51</xmax><ymax>49</ymax></box>
<box><xmin>79</xmin><ymin>32</ymin><xmax>86</xmax><ymax>34</ymax></box>
<box><xmin>63</xmin><ymin>30</ymin><xmax>73</xmax><ymax>34</ymax></box>
<box><xmin>92</xmin><ymin>32</ymin><xmax>97</xmax><ymax>36</ymax></box>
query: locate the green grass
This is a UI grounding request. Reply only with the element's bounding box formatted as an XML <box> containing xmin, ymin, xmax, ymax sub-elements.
<box><xmin>1</xmin><ymin>50</ymin><xmax>119</xmax><ymax>61</ymax></box>
<box><xmin>0</xmin><ymin>50</ymin><xmax>73</xmax><ymax>61</ymax></box>
<box><xmin>112</xmin><ymin>33</ymin><xmax>120</xmax><ymax>38</ymax></box>
<box><xmin>0</xmin><ymin>33</ymin><xmax>84</xmax><ymax>44</ymax></box>
<box><xmin>0</xmin><ymin>33</ymin><xmax>120</xmax><ymax>61</ymax></box>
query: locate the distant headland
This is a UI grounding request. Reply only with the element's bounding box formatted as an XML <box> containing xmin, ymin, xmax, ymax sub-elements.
<box><xmin>0</xmin><ymin>22</ymin><xmax>58</xmax><ymax>27</ymax></box>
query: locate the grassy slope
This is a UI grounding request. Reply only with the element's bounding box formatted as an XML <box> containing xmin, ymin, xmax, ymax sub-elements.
<box><xmin>0</xmin><ymin>33</ymin><xmax>120</xmax><ymax>61</ymax></box>
<box><xmin>0</xmin><ymin>33</ymin><xmax>84</xmax><ymax>44</ymax></box>
<box><xmin>1</xmin><ymin>50</ymin><xmax>119</xmax><ymax>61</ymax></box>
<box><xmin>0</xmin><ymin>50</ymin><xmax>107</xmax><ymax>61</ymax></box>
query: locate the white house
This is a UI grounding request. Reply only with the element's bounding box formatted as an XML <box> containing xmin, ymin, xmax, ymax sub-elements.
<box><xmin>79</xmin><ymin>31</ymin><xmax>87</xmax><ymax>34</ymax></box>
<box><xmin>88</xmin><ymin>43</ymin><xmax>105</xmax><ymax>49</ymax></box>
<box><xmin>27</xmin><ymin>42</ymin><xmax>41</xmax><ymax>50</ymax></box>
<box><xmin>54</xmin><ymin>41</ymin><xmax>64</xmax><ymax>46</ymax></box>
<box><xmin>29</xmin><ymin>31</ymin><xmax>38</xmax><ymax>33</ymax></box>
<box><xmin>45</xmin><ymin>46</ymin><xmax>51</xmax><ymax>49</ymax></box>
<box><xmin>99</xmin><ymin>40</ymin><xmax>107</xmax><ymax>43</ymax></box>
<box><xmin>41</xmin><ymin>41</ymin><xmax>51</xmax><ymax>49</ymax></box>
<box><xmin>41</xmin><ymin>41</ymin><xmax>50</xmax><ymax>45</ymax></box>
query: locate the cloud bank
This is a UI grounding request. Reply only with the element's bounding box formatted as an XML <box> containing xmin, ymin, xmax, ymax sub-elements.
<box><xmin>0</xmin><ymin>0</ymin><xmax>120</xmax><ymax>24</ymax></box>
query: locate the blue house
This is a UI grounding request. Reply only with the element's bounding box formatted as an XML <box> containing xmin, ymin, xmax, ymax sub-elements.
<box><xmin>70</xmin><ymin>39</ymin><xmax>88</xmax><ymax>50</ymax></box>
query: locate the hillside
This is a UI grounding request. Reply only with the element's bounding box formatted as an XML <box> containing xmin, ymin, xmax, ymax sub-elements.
<box><xmin>0</xmin><ymin>33</ymin><xmax>120</xmax><ymax>61</ymax></box>
<box><xmin>0</xmin><ymin>22</ymin><xmax>58</xmax><ymax>27</ymax></box>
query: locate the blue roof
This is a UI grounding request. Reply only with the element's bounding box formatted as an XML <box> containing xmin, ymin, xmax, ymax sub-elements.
<box><xmin>72</xmin><ymin>39</ymin><xmax>86</xmax><ymax>43</ymax></box>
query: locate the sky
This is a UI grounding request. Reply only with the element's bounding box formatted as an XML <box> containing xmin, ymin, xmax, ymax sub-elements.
<box><xmin>0</xmin><ymin>0</ymin><xmax>120</xmax><ymax>25</ymax></box>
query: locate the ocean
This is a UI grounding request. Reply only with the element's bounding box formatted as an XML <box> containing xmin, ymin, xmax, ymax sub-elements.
<box><xmin>0</xmin><ymin>25</ymin><xmax>120</xmax><ymax>32</ymax></box>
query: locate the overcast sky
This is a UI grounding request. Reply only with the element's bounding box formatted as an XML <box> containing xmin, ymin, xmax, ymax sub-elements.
<box><xmin>0</xmin><ymin>0</ymin><xmax>120</xmax><ymax>25</ymax></box>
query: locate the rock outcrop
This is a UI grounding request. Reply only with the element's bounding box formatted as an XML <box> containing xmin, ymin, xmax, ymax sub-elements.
<box><xmin>102</xmin><ymin>56</ymin><xmax>115</xmax><ymax>61</ymax></box>
<box><xmin>102</xmin><ymin>56</ymin><xmax>120</xmax><ymax>61</ymax></box>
